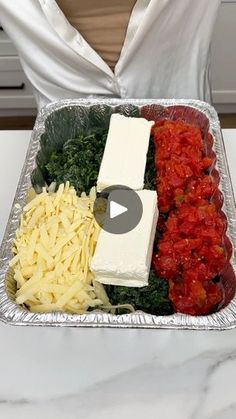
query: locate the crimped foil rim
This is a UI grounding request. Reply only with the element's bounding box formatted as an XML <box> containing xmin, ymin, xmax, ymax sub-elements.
<box><xmin>0</xmin><ymin>98</ymin><xmax>235</xmax><ymax>329</ymax></box>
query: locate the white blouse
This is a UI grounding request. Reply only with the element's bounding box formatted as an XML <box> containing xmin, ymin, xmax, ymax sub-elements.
<box><xmin>0</xmin><ymin>0</ymin><xmax>221</xmax><ymax>109</ymax></box>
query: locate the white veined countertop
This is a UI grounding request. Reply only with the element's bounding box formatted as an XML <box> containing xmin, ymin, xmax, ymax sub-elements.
<box><xmin>0</xmin><ymin>129</ymin><xmax>235</xmax><ymax>419</ymax></box>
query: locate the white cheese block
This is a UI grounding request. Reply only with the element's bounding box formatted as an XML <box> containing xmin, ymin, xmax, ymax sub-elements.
<box><xmin>91</xmin><ymin>190</ymin><xmax>158</xmax><ymax>287</ymax></box>
<box><xmin>96</xmin><ymin>114</ymin><xmax>154</xmax><ymax>192</ymax></box>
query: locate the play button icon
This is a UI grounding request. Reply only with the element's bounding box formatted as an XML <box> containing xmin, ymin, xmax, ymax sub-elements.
<box><xmin>110</xmin><ymin>201</ymin><xmax>128</xmax><ymax>219</ymax></box>
<box><xmin>93</xmin><ymin>186</ymin><xmax>143</xmax><ymax>234</ymax></box>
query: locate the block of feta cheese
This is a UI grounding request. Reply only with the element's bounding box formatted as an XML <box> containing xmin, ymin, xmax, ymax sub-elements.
<box><xmin>91</xmin><ymin>190</ymin><xmax>158</xmax><ymax>287</ymax></box>
<box><xmin>96</xmin><ymin>114</ymin><xmax>154</xmax><ymax>192</ymax></box>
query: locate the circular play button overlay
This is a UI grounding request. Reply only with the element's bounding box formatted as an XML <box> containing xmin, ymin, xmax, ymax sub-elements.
<box><xmin>93</xmin><ymin>186</ymin><xmax>143</xmax><ymax>234</ymax></box>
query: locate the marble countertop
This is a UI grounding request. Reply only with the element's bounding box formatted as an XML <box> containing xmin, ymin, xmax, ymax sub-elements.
<box><xmin>0</xmin><ymin>129</ymin><xmax>236</xmax><ymax>419</ymax></box>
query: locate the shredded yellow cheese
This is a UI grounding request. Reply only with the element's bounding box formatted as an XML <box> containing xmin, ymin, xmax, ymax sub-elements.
<box><xmin>10</xmin><ymin>182</ymin><xmax>106</xmax><ymax>313</ymax></box>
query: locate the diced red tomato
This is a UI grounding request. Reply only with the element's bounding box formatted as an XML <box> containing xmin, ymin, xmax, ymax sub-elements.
<box><xmin>151</xmin><ymin>119</ymin><xmax>230</xmax><ymax>315</ymax></box>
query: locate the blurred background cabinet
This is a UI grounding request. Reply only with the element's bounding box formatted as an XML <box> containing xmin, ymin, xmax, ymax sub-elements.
<box><xmin>0</xmin><ymin>25</ymin><xmax>36</xmax><ymax>116</ymax></box>
<box><xmin>211</xmin><ymin>0</ymin><xmax>236</xmax><ymax>112</ymax></box>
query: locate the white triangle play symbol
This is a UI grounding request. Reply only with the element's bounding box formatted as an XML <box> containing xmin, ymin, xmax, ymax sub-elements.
<box><xmin>110</xmin><ymin>200</ymin><xmax>128</xmax><ymax>219</ymax></box>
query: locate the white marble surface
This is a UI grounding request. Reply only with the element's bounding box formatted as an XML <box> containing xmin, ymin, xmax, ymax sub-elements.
<box><xmin>0</xmin><ymin>129</ymin><xmax>236</xmax><ymax>419</ymax></box>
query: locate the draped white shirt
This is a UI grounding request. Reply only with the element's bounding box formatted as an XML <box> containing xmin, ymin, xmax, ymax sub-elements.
<box><xmin>0</xmin><ymin>0</ymin><xmax>221</xmax><ymax>109</ymax></box>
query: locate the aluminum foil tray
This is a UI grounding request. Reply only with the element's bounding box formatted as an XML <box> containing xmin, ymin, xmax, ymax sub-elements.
<box><xmin>0</xmin><ymin>99</ymin><xmax>235</xmax><ymax>329</ymax></box>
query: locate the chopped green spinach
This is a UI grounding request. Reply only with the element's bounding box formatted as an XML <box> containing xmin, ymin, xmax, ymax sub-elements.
<box><xmin>105</xmin><ymin>270</ymin><xmax>173</xmax><ymax>315</ymax></box>
<box><xmin>45</xmin><ymin>128</ymin><xmax>107</xmax><ymax>195</ymax></box>
<box><xmin>144</xmin><ymin>135</ymin><xmax>156</xmax><ymax>190</ymax></box>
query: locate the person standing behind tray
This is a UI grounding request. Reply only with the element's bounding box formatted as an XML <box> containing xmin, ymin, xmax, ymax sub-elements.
<box><xmin>0</xmin><ymin>0</ymin><xmax>221</xmax><ymax>110</ymax></box>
